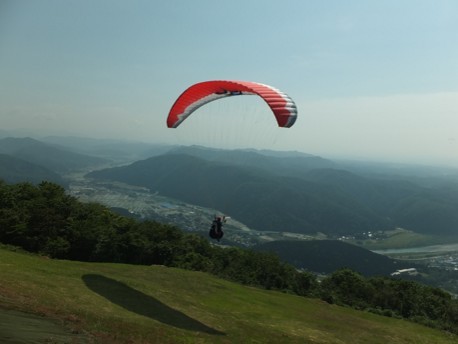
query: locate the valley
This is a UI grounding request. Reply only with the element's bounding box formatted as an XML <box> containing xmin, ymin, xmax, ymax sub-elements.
<box><xmin>69</xmin><ymin>174</ymin><xmax>319</xmax><ymax>247</ymax></box>
<box><xmin>1</xmin><ymin>135</ymin><xmax>457</xmax><ymax>291</ymax></box>
<box><xmin>65</xmin><ymin>165</ymin><xmax>458</xmax><ymax>296</ymax></box>
<box><xmin>69</xmin><ymin>172</ymin><xmax>458</xmax><ymax>276</ymax></box>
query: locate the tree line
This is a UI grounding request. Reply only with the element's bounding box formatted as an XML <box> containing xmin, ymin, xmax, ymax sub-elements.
<box><xmin>0</xmin><ymin>180</ymin><xmax>457</xmax><ymax>334</ymax></box>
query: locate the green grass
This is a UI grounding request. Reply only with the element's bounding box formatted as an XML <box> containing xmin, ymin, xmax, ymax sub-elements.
<box><xmin>0</xmin><ymin>247</ymin><xmax>457</xmax><ymax>344</ymax></box>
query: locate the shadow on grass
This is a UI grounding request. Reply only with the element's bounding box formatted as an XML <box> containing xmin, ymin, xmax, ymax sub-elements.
<box><xmin>82</xmin><ymin>274</ymin><xmax>225</xmax><ymax>335</ymax></box>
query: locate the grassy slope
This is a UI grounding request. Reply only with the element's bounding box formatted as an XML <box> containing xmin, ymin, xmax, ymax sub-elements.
<box><xmin>0</xmin><ymin>248</ymin><xmax>456</xmax><ymax>344</ymax></box>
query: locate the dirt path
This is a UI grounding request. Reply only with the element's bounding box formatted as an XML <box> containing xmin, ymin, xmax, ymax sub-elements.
<box><xmin>0</xmin><ymin>308</ymin><xmax>86</xmax><ymax>344</ymax></box>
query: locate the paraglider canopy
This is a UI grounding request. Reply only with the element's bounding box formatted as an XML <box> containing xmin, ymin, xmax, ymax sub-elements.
<box><xmin>167</xmin><ymin>80</ymin><xmax>297</xmax><ymax>128</ymax></box>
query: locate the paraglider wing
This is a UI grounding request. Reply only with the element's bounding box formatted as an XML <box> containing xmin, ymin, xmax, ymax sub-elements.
<box><xmin>167</xmin><ymin>80</ymin><xmax>297</xmax><ymax>128</ymax></box>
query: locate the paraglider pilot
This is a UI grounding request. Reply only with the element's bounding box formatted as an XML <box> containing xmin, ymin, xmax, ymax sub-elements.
<box><xmin>209</xmin><ymin>215</ymin><xmax>226</xmax><ymax>241</ymax></box>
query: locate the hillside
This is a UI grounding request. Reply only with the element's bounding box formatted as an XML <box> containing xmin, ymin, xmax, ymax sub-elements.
<box><xmin>0</xmin><ymin>154</ymin><xmax>66</xmax><ymax>186</ymax></box>
<box><xmin>0</xmin><ymin>137</ymin><xmax>108</xmax><ymax>173</ymax></box>
<box><xmin>1</xmin><ymin>248</ymin><xmax>456</xmax><ymax>344</ymax></box>
<box><xmin>87</xmin><ymin>153</ymin><xmax>389</xmax><ymax>235</ymax></box>
<box><xmin>168</xmin><ymin>145</ymin><xmax>336</xmax><ymax>176</ymax></box>
<box><xmin>42</xmin><ymin>135</ymin><xmax>174</xmax><ymax>162</ymax></box>
<box><xmin>303</xmin><ymin>168</ymin><xmax>458</xmax><ymax>235</ymax></box>
<box><xmin>254</xmin><ymin>240</ymin><xmax>401</xmax><ymax>276</ymax></box>
<box><xmin>87</xmin><ymin>146</ymin><xmax>458</xmax><ymax>236</ymax></box>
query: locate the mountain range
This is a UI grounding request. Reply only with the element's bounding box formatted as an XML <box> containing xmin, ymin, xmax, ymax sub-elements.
<box><xmin>0</xmin><ymin>137</ymin><xmax>111</xmax><ymax>186</ymax></box>
<box><xmin>0</xmin><ymin>154</ymin><xmax>66</xmax><ymax>186</ymax></box>
<box><xmin>87</xmin><ymin>146</ymin><xmax>458</xmax><ymax>236</ymax></box>
<box><xmin>1</xmin><ymin>135</ymin><xmax>457</xmax><ymax>237</ymax></box>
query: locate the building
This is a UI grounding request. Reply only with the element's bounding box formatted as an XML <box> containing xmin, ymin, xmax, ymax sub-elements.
<box><xmin>391</xmin><ymin>268</ymin><xmax>418</xmax><ymax>276</ymax></box>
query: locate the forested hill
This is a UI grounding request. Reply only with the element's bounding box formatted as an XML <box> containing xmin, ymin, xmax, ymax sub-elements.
<box><xmin>87</xmin><ymin>149</ymin><xmax>458</xmax><ymax>236</ymax></box>
<box><xmin>87</xmin><ymin>153</ymin><xmax>389</xmax><ymax>235</ymax></box>
<box><xmin>0</xmin><ymin>154</ymin><xmax>66</xmax><ymax>186</ymax></box>
<box><xmin>254</xmin><ymin>240</ymin><xmax>400</xmax><ymax>276</ymax></box>
<box><xmin>168</xmin><ymin>145</ymin><xmax>337</xmax><ymax>176</ymax></box>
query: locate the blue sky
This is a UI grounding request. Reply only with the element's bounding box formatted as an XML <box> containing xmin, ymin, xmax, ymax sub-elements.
<box><xmin>1</xmin><ymin>0</ymin><xmax>457</xmax><ymax>166</ymax></box>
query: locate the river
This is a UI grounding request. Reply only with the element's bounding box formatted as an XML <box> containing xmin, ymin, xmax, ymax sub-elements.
<box><xmin>374</xmin><ymin>243</ymin><xmax>458</xmax><ymax>255</ymax></box>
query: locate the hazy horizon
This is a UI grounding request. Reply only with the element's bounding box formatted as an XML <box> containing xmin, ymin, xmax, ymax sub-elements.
<box><xmin>1</xmin><ymin>1</ymin><xmax>457</xmax><ymax>168</ymax></box>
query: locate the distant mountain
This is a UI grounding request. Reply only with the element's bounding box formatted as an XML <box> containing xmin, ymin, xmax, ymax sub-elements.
<box><xmin>0</xmin><ymin>137</ymin><xmax>108</xmax><ymax>173</ymax></box>
<box><xmin>245</xmin><ymin>148</ymin><xmax>316</xmax><ymax>158</ymax></box>
<box><xmin>0</xmin><ymin>154</ymin><xmax>66</xmax><ymax>186</ymax></box>
<box><xmin>337</xmin><ymin>159</ymin><xmax>458</xmax><ymax>182</ymax></box>
<box><xmin>168</xmin><ymin>145</ymin><xmax>336</xmax><ymax>178</ymax></box>
<box><xmin>87</xmin><ymin>146</ymin><xmax>458</xmax><ymax>236</ymax></box>
<box><xmin>391</xmin><ymin>184</ymin><xmax>458</xmax><ymax>234</ymax></box>
<box><xmin>302</xmin><ymin>168</ymin><xmax>458</xmax><ymax>235</ymax></box>
<box><xmin>41</xmin><ymin>136</ymin><xmax>174</xmax><ymax>162</ymax></box>
<box><xmin>0</xmin><ymin>129</ymin><xmax>10</xmax><ymax>138</ymax></box>
<box><xmin>254</xmin><ymin>240</ymin><xmax>401</xmax><ymax>276</ymax></box>
<box><xmin>87</xmin><ymin>153</ymin><xmax>390</xmax><ymax>235</ymax></box>
<box><xmin>303</xmin><ymin>168</ymin><xmax>421</xmax><ymax>215</ymax></box>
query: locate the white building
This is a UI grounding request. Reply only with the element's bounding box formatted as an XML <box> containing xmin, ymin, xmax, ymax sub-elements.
<box><xmin>391</xmin><ymin>268</ymin><xmax>418</xmax><ymax>276</ymax></box>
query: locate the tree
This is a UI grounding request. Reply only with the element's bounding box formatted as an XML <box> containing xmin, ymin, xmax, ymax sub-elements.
<box><xmin>320</xmin><ymin>269</ymin><xmax>374</xmax><ymax>309</ymax></box>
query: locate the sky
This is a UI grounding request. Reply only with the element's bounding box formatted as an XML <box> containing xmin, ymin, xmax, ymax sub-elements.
<box><xmin>1</xmin><ymin>0</ymin><xmax>458</xmax><ymax>167</ymax></box>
